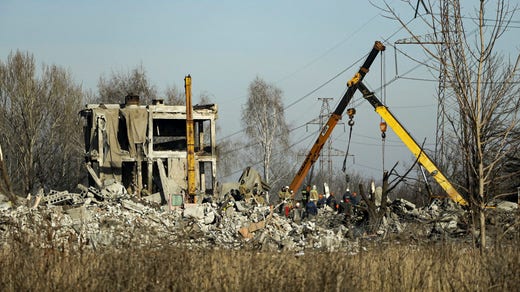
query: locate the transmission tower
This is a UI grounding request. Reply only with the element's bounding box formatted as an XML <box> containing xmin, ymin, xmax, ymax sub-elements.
<box><xmin>319</xmin><ymin>98</ymin><xmax>333</xmax><ymax>177</ymax></box>
<box><xmin>395</xmin><ymin>1</ymin><xmax>448</xmax><ymax>165</ymax></box>
<box><xmin>434</xmin><ymin>0</ymin><xmax>449</xmax><ymax>166</ymax></box>
<box><xmin>306</xmin><ymin>98</ymin><xmax>345</xmax><ymax>179</ymax></box>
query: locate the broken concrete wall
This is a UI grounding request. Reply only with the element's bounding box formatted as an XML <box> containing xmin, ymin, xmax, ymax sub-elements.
<box><xmin>80</xmin><ymin>97</ymin><xmax>218</xmax><ymax>200</ymax></box>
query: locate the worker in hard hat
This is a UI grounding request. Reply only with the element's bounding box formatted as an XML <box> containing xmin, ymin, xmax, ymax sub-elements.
<box><xmin>278</xmin><ymin>186</ymin><xmax>292</xmax><ymax>201</ymax></box>
<box><xmin>291</xmin><ymin>202</ymin><xmax>302</xmax><ymax>223</ymax></box>
<box><xmin>342</xmin><ymin>188</ymin><xmax>351</xmax><ymax>203</ymax></box>
<box><xmin>278</xmin><ymin>186</ymin><xmax>291</xmax><ymax>215</ymax></box>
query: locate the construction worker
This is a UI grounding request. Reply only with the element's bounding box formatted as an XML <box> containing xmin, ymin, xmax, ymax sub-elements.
<box><xmin>278</xmin><ymin>186</ymin><xmax>291</xmax><ymax>200</ymax></box>
<box><xmin>342</xmin><ymin>188</ymin><xmax>351</xmax><ymax>203</ymax></box>
<box><xmin>278</xmin><ymin>186</ymin><xmax>291</xmax><ymax>215</ymax></box>
<box><xmin>309</xmin><ymin>185</ymin><xmax>319</xmax><ymax>202</ymax></box>
<box><xmin>291</xmin><ymin>202</ymin><xmax>302</xmax><ymax>223</ymax></box>
<box><xmin>326</xmin><ymin>192</ymin><xmax>337</xmax><ymax>210</ymax></box>
<box><xmin>305</xmin><ymin>200</ymin><xmax>318</xmax><ymax>218</ymax></box>
<box><xmin>350</xmin><ymin>191</ymin><xmax>360</xmax><ymax>206</ymax></box>
<box><xmin>301</xmin><ymin>185</ymin><xmax>310</xmax><ymax>206</ymax></box>
<box><xmin>317</xmin><ymin>193</ymin><xmax>326</xmax><ymax>209</ymax></box>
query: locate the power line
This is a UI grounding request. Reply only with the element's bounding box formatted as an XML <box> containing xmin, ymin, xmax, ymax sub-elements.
<box><xmin>219</xmin><ymin>122</ymin><xmax>310</xmax><ymax>156</ymax></box>
<box><xmin>220</xmin><ymin>127</ymin><xmax>319</xmax><ymax>179</ymax></box>
<box><xmin>275</xmin><ymin>13</ymin><xmax>381</xmax><ymax>84</ymax></box>
<box><xmin>429</xmin><ymin>13</ymin><xmax>520</xmax><ymax>25</ymax></box>
<box><xmin>219</xmin><ymin>50</ymin><xmax>438</xmax><ymax>177</ymax></box>
<box><xmin>217</xmin><ymin>20</ymin><xmax>412</xmax><ymax>143</ymax></box>
<box><xmin>217</xmin><ymin>56</ymin><xmax>365</xmax><ymax>142</ymax></box>
<box><xmin>217</xmin><ymin>19</ymin><xmax>435</xmax><ymax>178</ymax></box>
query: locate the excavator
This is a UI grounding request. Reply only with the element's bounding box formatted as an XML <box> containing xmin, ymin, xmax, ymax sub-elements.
<box><xmin>289</xmin><ymin>41</ymin><xmax>468</xmax><ymax>206</ymax></box>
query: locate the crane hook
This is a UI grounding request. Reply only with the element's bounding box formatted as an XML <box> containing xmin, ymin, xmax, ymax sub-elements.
<box><xmin>347</xmin><ymin>108</ymin><xmax>356</xmax><ymax>127</ymax></box>
<box><xmin>380</xmin><ymin>121</ymin><xmax>387</xmax><ymax>139</ymax></box>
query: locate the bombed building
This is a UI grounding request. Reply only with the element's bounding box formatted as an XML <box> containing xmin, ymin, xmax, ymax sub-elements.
<box><xmin>80</xmin><ymin>89</ymin><xmax>218</xmax><ymax>205</ymax></box>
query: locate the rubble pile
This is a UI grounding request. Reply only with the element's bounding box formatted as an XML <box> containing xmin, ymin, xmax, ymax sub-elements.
<box><xmin>0</xmin><ymin>188</ymin><xmax>359</xmax><ymax>253</ymax></box>
<box><xmin>0</xmin><ymin>187</ymin><xmax>517</xmax><ymax>253</ymax></box>
<box><xmin>383</xmin><ymin>198</ymin><xmax>468</xmax><ymax>237</ymax></box>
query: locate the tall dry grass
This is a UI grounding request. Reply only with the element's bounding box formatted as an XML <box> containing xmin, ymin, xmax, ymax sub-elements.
<box><xmin>0</xmin><ymin>236</ymin><xmax>518</xmax><ymax>291</ymax></box>
<box><xmin>1</xmin><ymin>209</ymin><xmax>518</xmax><ymax>291</ymax></box>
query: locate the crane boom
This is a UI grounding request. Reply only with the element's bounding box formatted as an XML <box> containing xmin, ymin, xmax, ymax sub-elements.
<box><xmin>185</xmin><ymin>75</ymin><xmax>196</xmax><ymax>199</ymax></box>
<box><xmin>289</xmin><ymin>41</ymin><xmax>386</xmax><ymax>194</ymax></box>
<box><xmin>357</xmin><ymin>82</ymin><xmax>467</xmax><ymax>206</ymax></box>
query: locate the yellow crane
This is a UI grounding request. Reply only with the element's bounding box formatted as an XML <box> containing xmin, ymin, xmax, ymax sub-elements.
<box><xmin>357</xmin><ymin>82</ymin><xmax>467</xmax><ymax>206</ymax></box>
<box><xmin>185</xmin><ymin>75</ymin><xmax>196</xmax><ymax>201</ymax></box>
<box><xmin>288</xmin><ymin>40</ymin><xmax>467</xmax><ymax>206</ymax></box>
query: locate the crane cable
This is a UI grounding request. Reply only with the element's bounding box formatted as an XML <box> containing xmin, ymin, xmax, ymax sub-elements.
<box><xmin>342</xmin><ymin>108</ymin><xmax>356</xmax><ymax>174</ymax></box>
<box><xmin>380</xmin><ymin>50</ymin><xmax>387</xmax><ymax>173</ymax></box>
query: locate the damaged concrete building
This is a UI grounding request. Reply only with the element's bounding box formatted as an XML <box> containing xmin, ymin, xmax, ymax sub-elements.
<box><xmin>80</xmin><ymin>94</ymin><xmax>218</xmax><ymax>205</ymax></box>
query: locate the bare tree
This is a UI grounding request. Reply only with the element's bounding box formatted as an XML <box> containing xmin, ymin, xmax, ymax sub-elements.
<box><xmin>197</xmin><ymin>91</ymin><xmax>214</xmax><ymax>105</ymax></box>
<box><xmin>0</xmin><ymin>143</ymin><xmax>15</xmax><ymax>201</ymax></box>
<box><xmin>165</xmin><ymin>84</ymin><xmax>215</xmax><ymax>106</ymax></box>
<box><xmin>216</xmin><ymin>139</ymin><xmax>245</xmax><ymax>181</ymax></box>
<box><xmin>97</xmin><ymin>64</ymin><xmax>157</xmax><ymax>104</ymax></box>
<box><xmin>241</xmin><ymin>77</ymin><xmax>290</xmax><ymax>184</ymax></box>
<box><xmin>36</xmin><ymin>65</ymin><xmax>85</xmax><ymax>190</ymax></box>
<box><xmin>381</xmin><ymin>0</ymin><xmax>520</xmax><ymax>252</ymax></box>
<box><xmin>0</xmin><ymin>51</ymin><xmax>85</xmax><ymax>194</ymax></box>
<box><xmin>164</xmin><ymin>84</ymin><xmax>184</xmax><ymax>105</ymax></box>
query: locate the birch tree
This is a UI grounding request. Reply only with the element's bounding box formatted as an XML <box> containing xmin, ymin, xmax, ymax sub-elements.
<box><xmin>241</xmin><ymin>77</ymin><xmax>289</xmax><ymax>184</ymax></box>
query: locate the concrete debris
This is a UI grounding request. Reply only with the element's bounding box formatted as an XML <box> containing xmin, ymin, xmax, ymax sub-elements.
<box><xmin>0</xmin><ymin>186</ymin><xmax>518</xmax><ymax>253</ymax></box>
<box><xmin>494</xmin><ymin>200</ymin><xmax>518</xmax><ymax>211</ymax></box>
<box><xmin>183</xmin><ymin>204</ymin><xmax>205</xmax><ymax>220</ymax></box>
<box><xmin>121</xmin><ymin>200</ymin><xmax>146</xmax><ymax>213</ymax></box>
<box><xmin>0</xmin><ymin>201</ymin><xmax>12</xmax><ymax>211</ymax></box>
<box><xmin>0</xmin><ymin>193</ymin><xmax>9</xmax><ymax>202</ymax></box>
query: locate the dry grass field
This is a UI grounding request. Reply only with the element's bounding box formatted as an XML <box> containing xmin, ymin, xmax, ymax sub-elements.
<box><xmin>1</xmin><ymin>233</ymin><xmax>518</xmax><ymax>291</ymax></box>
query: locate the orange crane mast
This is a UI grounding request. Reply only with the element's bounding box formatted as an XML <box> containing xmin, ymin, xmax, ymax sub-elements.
<box><xmin>289</xmin><ymin>41</ymin><xmax>386</xmax><ymax>194</ymax></box>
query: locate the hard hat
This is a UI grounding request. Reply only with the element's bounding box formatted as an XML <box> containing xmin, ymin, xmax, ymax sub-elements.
<box><xmin>312</xmin><ymin>185</ymin><xmax>317</xmax><ymax>190</ymax></box>
<box><xmin>296</xmin><ymin>202</ymin><xmax>300</xmax><ymax>208</ymax></box>
<box><xmin>346</xmin><ymin>188</ymin><xmax>350</xmax><ymax>192</ymax></box>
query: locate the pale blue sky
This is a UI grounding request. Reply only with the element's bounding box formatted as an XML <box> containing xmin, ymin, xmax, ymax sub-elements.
<box><xmin>1</xmin><ymin>1</ymin><xmax>518</xmax><ymax>183</ymax></box>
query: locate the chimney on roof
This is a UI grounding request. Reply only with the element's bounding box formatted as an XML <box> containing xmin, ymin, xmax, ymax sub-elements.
<box><xmin>125</xmin><ymin>94</ymin><xmax>140</xmax><ymax>106</ymax></box>
<box><xmin>152</xmin><ymin>99</ymin><xmax>164</xmax><ymax>105</ymax></box>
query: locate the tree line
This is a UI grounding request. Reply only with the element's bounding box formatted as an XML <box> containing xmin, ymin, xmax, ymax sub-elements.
<box><xmin>0</xmin><ymin>53</ymin><xmax>193</xmax><ymax>196</ymax></box>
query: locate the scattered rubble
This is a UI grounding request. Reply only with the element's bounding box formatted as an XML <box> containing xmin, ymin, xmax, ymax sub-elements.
<box><xmin>0</xmin><ymin>186</ymin><xmax>517</xmax><ymax>253</ymax></box>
